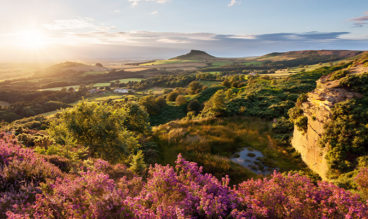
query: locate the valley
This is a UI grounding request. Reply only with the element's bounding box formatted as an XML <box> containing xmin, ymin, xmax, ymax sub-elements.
<box><xmin>2</xmin><ymin>0</ymin><xmax>368</xmax><ymax>217</ymax></box>
<box><xmin>1</xmin><ymin>49</ymin><xmax>368</xmax><ymax>218</ymax></box>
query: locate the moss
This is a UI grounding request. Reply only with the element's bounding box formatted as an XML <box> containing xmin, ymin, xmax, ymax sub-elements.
<box><xmin>295</xmin><ymin>116</ymin><xmax>308</xmax><ymax>133</ymax></box>
<box><xmin>330</xmin><ymin>69</ymin><xmax>349</xmax><ymax>81</ymax></box>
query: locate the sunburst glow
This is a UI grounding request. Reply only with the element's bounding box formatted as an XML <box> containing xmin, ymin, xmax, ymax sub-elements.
<box><xmin>15</xmin><ymin>29</ymin><xmax>48</xmax><ymax>50</ymax></box>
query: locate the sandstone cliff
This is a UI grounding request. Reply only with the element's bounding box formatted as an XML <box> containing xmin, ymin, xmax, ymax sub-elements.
<box><xmin>291</xmin><ymin>75</ymin><xmax>360</xmax><ymax>180</ymax></box>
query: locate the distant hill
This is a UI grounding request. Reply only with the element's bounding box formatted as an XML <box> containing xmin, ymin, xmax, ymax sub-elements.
<box><xmin>173</xmin><ymin>50</ymin><xmax>216</xmax><ymax>60</ymax></box>
<box><xmin>258</xmin><ymin>50</ymin><xmax>362</xmax><ymax>62</ymax></box>
<box><xmin>40</xmin><ymin>62</ymin><xmax>107</xmax><ymax>77</ymax></box>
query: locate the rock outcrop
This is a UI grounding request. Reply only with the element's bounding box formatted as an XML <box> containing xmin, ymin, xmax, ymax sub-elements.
<box><xmin>291</xmin><ymin>75</ymin><xmax>360</xmax><ymax>180</ymax></box>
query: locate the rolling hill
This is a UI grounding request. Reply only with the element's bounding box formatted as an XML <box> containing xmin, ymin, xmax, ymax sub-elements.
<box><xmin>173</xmin><ymin>50</ymin><xmax>216</xmax><ymax>60</ymax></box>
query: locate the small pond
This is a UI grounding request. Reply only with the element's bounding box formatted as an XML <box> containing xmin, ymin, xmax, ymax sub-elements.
<box><xmin>231</xmin><ymin>147</ymin><xmax>274</xmax><ymax>175</ymax></box>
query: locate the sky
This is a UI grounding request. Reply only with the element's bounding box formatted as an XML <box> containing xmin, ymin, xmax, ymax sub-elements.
<box><xmin>1</xmin><ymin>0</ymin><xmax>368</xmax><ymax>61</ymax></box>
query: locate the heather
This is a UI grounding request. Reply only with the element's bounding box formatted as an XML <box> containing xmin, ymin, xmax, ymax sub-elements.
<box><xmin>0</xmin><ymin>134</ymin><xmax>62</xmax><ymax>217</ymax></box>
<box><xmin>2</xmin><ymin>136</ymin><xmax>368</xmax><ymax>218</ymax></box>
<box><xmin>2</xmin><ymin>56</ymin><xmax>368</xmax><ymax>218</ymax></box>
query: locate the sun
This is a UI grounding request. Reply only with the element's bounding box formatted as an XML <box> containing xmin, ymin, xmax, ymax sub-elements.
<box><xmin>16</xmin><ymin>29</ymin><xmax>48</xmax><ymax>50</ymax></box>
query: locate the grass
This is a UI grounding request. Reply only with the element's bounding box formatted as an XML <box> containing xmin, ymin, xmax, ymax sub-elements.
<box><xmin>142</xmin><ymin>87</ymin><xmax>165</xmax><ymax>95</ymax></box>
<box><xmin>38</xmin><ymin>93</ymin><xmax>135</xmax><ymax>118</ymax></box>
<box><xmin>205</xmin><ymin>71</ymin><xmax>221</xmax><ymax>75</ymax></box>
<box><xmin>111</xmin><ymin>78</ymin><xmax>143</xmax><ymax>83</ymax></box>
<box><xmin>93</xmin><ymin>82</ymin><xmax>110</xmax><ymax>87</ymax></box>
<box><xmin>38</xmin><ymin>85</ymin><xmax>80</xmax><ymax>91</ymax></box>
<box><xmin>0</xmin><ymin>101</ymin><xmax>10</xmax><ymax>107</ymax></box>
<box><xmin>153</xmin><ymin>117</ymin><xmax>307</xmax><ymax>184</ymax></box>
<box><xmin>210</xmin><ymin>61</ymin><xmax>233</xmax><ymax>67</ymax></box>
<box><xmin>198</xmin><ymin>80</ymin><xmax>220</xmax><ymax>87</ymax></box>
<box><xmin>269</xmin><ymin>62</ymin><xmax>338</xmax><ymax>77</ymax></box>
<box><xmin>141</xmin><ymin>59</ymin><xmax>197</xmax><ymax>66</ymax></box>
<box><xmin>86</xmin><ymin>94</ymin><xmax>125</xmax><ymax>102</ymax></box>
<box><xmin>82</xmin><ymin>71</ymin><xmax>108</xmax><ymax>76</ymax></box>
<box><xmin>39</xmin><ymin>79</ymin><xmax>141</xmax><ymax>92</ymax></box>
<box><xmin>243</xmin><ymin>61</ymin><xmax>264</xmax><ymax>66</ymax></box>
<box><xmin>40</xmin><ymin>109</ymin><xmax>64</xmax><ymax>118</ymax></box>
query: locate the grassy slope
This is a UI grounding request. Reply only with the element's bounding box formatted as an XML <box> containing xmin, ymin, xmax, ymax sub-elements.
<box><xmin>153</xmin><ymin>117</ymin><xmax>307</xmax><ymax>184</ymax></box>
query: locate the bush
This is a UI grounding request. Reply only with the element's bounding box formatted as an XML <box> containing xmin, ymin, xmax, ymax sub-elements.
<box><xmin>330</xmin><ymin>69</ymin><xmax>349</xmax><ymax>80</ymax></box>
<box><xmin>166</xmin><ymin>91</ymin><xmax>179</xmax><ymax>102</ymax></box>
<box><xmin>234</xmin><ymin>172</ymin><xmax>368</xmax><ymax>218</ymax></box>
<box><xmin>295</xmin><ymin>115</ymin><xmax>308</xmax><ymax>132</ymax></box>
<box><xmin>8</xmin><ymin>155</ymin><xmax>368</xmax><ymax>218</ymax></box>
<box><xmin>201</xmin><ymin>90</ymin><xmax>227</xmax><ymax>117</ymax></box>
<box><xmin>187</xmin><ymin>100</ymin><xmax>202</xmax><ymax>114</ymax></box>
<box><xmin>0</xmin><ymin>134</ymin><xmax>62</xmax><ymax>217</ymax></box>
<box><xmin>321</xmin><ymin>98</ymin><xmax>368</xmax><ymax>174</ymax></box>
<box><xmin>48</xmin><ymin>101</ymin><xmax>148</xmax><ymax>164</ymax></box>
<box><xmin>187</xmin><ymin>81</ymin><xmax>203</xmax><ymax>94</ymax></box>
<box><xmin>175</xmin><ymin>95</ymin><xmax>187</xmax><ymax>106</ymax></box>
<box><xmin>355</xmin><ymin>167</ymin><xmax>368</xmax><ymax>199</ymax></box>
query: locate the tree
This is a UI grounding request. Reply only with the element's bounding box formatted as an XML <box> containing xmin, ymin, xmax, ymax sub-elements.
<box><xmin>129</xmin><ymin>150</ymin><xmax>147</xmax><ymax>175</ymax></box>
<box><xmin>175</xmin><ymin>95</ymin><xmax>187</xmax><ymax>106</ymax></box>
<box><xmin>201</xmin><ymin>90</ymin><xmax>227</xmax><ymax>117</ymax></box>
<box><xmin>166</xmin><ymin>91</ymin><xmax>179</xmax><ymax>102</ymax></box>
<box><xmin>122</xmin><ymin>102</ymin><xmax>151</xmax><ymax>135</ymax></box>
<box><xmin>187</xmin><ymin>100</ymin><xmax>202</xmax><ymax>114</ymax></box>
<box><xmin>140</xmin><ymin>95</ymin><xmax>167</xmax><ymax>115</ymax></box>
<box><xmin>187</xmin><ymin>81</ymin><xmax>203</xmax><ymax>94</ymax></box>
<box><xmin>48</xmin><ymin>101</ymin><xmax>150</xmax><ymax>163</ymax></box>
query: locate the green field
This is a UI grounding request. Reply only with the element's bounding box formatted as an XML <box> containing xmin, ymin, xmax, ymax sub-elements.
<box><xmin>210</xmin><ymin>61</ymin><xmax>233</xmax><ymax>67</ymax></box>
<box><xmin>141</xmin><ymin>59</ymin><xmax>197</xmax><ymax>66</ymax></box>
<box><xmin>198</xmin><ymin>80</ymin><xmax>220</xmax><ymax>87</ymax></box>
<box><xmin>270</xmin><ymin>62</ymin><xmax>337</xmax><ymax>77</ymax></box>
<box><xmin>206</xmin><ymin>71</ymin><xmax>221</xmax><ymax>75</ymax></box>
<box><xmin>82</xmin><ymin>71</ymin><xmax>108</xmax><ymax>76</ymax></box>
<box><xmin>243</xmin><ymin>61</ymin><xmax>264</xmax><ymax>66</ymax></box>
<box><xmin>87</xmin><ymin>94</ymin><xmax>124</xmax><ymax>102</ymax></box>
<box><xmin>139</xmin><ymin>87</ymin><xmax>166</xmax><ymax>95</ymax></box>
<box><xmin>111</xmin><ymin>78</ymin><xmax>143</xmax><ymax>83</ymax></box>
<box><xmin>93</xmin><ymin>82</ymin><xmax>110</xmax><ymax>87</ymax></box>
<box><xmin>39</xmin><ymin>85</ymin><xmax>80</xmax><ymax>91</ymax></box>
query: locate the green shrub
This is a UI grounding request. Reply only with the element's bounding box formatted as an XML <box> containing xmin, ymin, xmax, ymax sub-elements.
<box><xmin>321</xmin><ymin>98</ymin><xmax>368</xmax><ymax>174</ymax></box>
<box><xmin>330</xmin><ymin>70</ymin><xmax>349</xmax><ymax>80</ymax></box>
<box><xmin>47</xmin><ymin>101</ymin><xmax>149</xmax><ymax>164</ymax></box>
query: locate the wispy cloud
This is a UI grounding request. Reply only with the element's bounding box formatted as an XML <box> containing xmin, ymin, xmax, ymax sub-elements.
<box><xmin>351</xmin><ymin>11</ymin><xmax>368</xmax><ymax>27</ymax></box>
<box><xmin>43</xmin><ymin>17</ymin><xmax>115</xmax><ymax>32</ymax></box>
<box><xmin>228</xmin><ymin>0</ymin><xmax>238</xmax><ymax>7</ymax></box>
<box><xmin>50</xmin><ymin>30</ymin><xmax>355</xmax><ymax>49</ymax></box>
<box><xmin>128</xmin><ymin>0</ymin><xmax>169</xmax><ymax>7</ymax></box>
<box><xmin>151</xmin><ymin>10</ymin><xmax>159</xmax><ymax>15</ymax></box>
<box><xmin>2</xmin><ymin>29</ymin><xmax>367</xmax><ymax>61</ymax></box>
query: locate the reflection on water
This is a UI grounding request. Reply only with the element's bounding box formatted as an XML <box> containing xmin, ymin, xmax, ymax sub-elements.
<box><xmin>231</xmin><ymin>147</ymin><xmax>273</xmax><ymax>175</ymax></box>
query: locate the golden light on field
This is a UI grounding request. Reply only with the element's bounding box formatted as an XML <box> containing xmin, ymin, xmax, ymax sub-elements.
<box><xmin>15</xmin><ymin>29</ymin><xmax>48</xmax><ymax>50</ymax></box>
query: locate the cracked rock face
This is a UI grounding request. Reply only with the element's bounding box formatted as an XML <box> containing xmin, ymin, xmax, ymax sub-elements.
<box><xmin>291</xmin><ymin>76</ymin><xmax>360</xmax><ymax>180</ymax></box>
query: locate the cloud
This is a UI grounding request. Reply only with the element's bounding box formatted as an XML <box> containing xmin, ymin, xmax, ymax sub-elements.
<box><xmin>3</xmin><ymin>29</ymin><xmax>367</xmax><ymax>61</ymax></box>
<box><xmin>351</xmin><ymin>11</ymin><xmax>368</xmax><ymax>27</ymax></box>
<box><xmin>43</xmin><ymin>17</ymin><xmax>115</xmax><ymax>32</ymax></box>
<box><xmin>51</xmin><ymin>30</ymin><xmax>357</xmax><ymax>50</ymax></box>
<box><xmin>72</xmin><ymin>31</ymin><xmax>216</xmax><ymax>45</ymax></box>
<box><xmin>228</xmin><ymin>0</ymin><xmax>238</xmax><ymax>7</ymax></box>
<box><xmin>113</xmin><ymin>9</ymin><xmax>121</xmax><ymax>14</ymax></box>
<box><xmin>128</xmin><ymin>0</ymin><xmax>169</xmax><ymax>7</ymax></box>
<box><xmin>151</xmin><ymin>10</ymin><xmax>159</xmax><ymax>15</ymax></box>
